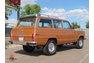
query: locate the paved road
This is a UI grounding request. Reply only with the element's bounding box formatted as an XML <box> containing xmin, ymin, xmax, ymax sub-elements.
<box><xmin>5</xmin><ymin>38</ymin><xmax>89</xmax><ymax>63</ymax></box>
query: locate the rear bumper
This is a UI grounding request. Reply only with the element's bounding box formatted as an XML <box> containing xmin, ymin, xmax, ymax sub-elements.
<box><xmin>9</xmin><ymin>40</ymin><xmax>37</xmax><ymax>46</ymax></box>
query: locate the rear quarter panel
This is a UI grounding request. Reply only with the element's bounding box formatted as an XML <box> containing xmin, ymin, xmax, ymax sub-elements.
<box><xmin>35</xmin><ymin>27</ymin><xmax>57</xmax><ymax>45</ymax></box>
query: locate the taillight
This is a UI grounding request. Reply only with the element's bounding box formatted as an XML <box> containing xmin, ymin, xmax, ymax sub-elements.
<box><xmin>32</xmin><ymin>33</ymin><xmax>36</xmax><ymax>41</ymax></box>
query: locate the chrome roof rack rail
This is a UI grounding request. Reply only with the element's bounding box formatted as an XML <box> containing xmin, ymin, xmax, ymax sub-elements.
<box><xmin>20</xmin><ymin>14</ymin><xmax>59</xmax><ymax>19</ymax></box>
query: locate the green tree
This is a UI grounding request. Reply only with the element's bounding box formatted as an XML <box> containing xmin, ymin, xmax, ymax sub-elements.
<box><xmin>21</xmin><ymin>4</ymin><xmax>41</xmax><ymax>16</ymax></box>
<box><xmin>86</xmin><ymin>21</ymin><xmax>89</xmax><ymax>28</ymax></box>
<box><xmin>31</xmin><ymin>4</ymin><xmax>41</xmax><ymax>14</ymax></box>
<box><xmin>71</xmin><ymin>22</ymin><xmax>80</xmax><ymax>29</ymax></box>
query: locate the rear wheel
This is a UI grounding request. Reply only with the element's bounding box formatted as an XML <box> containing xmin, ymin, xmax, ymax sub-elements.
<box><xmin>43</xmin><ymin>40</ymin><xmax>57</xmax><ymax>55</ymax></box>
<box><xmin>76</xmin><ymin>38</ymin><xmax>84</xmax><ymax>49</ymax></box>
<box><xmin>23</xmin><ymin>45</ymin><xmax>35</xmax><ymax>52</ymax></box>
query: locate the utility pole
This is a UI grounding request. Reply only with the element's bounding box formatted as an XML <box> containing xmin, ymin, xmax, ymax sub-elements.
<box><xmin>17</xmin><ymin>6</ymin><xmax>20</xmax><ymax>20</ymax></box>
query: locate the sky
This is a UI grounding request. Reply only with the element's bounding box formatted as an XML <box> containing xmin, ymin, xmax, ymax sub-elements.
<box><xmin>8</xmin><ymin>0</ymin><xmax>89</xmax><ymax>28</ymax></box>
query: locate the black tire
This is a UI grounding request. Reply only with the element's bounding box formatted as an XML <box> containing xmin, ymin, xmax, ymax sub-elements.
<box><xmin>43</xmin><ymin>40</ymin><xmax>57</xmax><ymax>55</ymax></box>
<box><xmin>76</xmin><ymin>38</ymin><xmax>84</xmax><ymax>49</ymax></box>
<box><xmin>23</xmin><ymin>45</ymin><xmax>35</xmax><ymax>52</ymax></box>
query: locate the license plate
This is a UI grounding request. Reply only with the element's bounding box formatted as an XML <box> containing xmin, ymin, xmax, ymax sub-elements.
<box><xmin>19</xmin><ymin>37</ymin><xmax>24</xmax><ymax>41</ymax></box>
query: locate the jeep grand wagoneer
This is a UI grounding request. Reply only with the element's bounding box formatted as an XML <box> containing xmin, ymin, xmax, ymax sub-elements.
<box><xmin>9</xmin><ymin>14</ymin><xmax>85</xmax><ymax>55</ymax></box>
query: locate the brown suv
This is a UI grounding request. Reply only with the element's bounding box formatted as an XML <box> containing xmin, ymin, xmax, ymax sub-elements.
<box><xmin>9</xmin><ymin>14</ymin><xmax>85</xmax><ymax>55</ymax></box>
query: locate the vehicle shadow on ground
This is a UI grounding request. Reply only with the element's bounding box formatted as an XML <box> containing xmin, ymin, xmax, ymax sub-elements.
<box><xmin>15</xmin><ymin>48</ymin><xmax>44</xmax><ymax>56</ymax></box>
<box><xmin>15</xmin><ymin>45</ymin><xmax>77</xmax><ymax>56</ymax></box>
<box><xmin>57</xmin><ymin>45</ymin><xmax>76</xmax><ymax>51</ymax></box>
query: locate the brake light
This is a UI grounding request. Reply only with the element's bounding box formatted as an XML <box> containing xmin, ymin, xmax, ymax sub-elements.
<box><xmin>32</xmin><ymin>33</ymin><xmax>35</xmax><ymax>41</ymax></box>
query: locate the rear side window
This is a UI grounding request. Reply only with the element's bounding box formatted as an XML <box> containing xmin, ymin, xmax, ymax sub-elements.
<box><xmin>63</xmin><ymin>21</ymin><xmax>71</xmax><ymax>29</ymax></box>
<box><xmin>38</xmin><ymin>19</ymin><xmax>52</xmax><ymax>28</ymax></box>
<box><xmin>53</xmin><ymin>20</ymin><xmax>63</xmax><ymax>28</ymax></box>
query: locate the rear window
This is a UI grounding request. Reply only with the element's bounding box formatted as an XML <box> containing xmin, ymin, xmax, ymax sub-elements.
<box><xmin>18</xmin><ymin>17</ymin><xmax>36</xmax><ymax>26</ymax></box>
<box><xmin>19</xmin><ymin>21</ymin><xmax>35</xmax><ymax>26</ymax></box>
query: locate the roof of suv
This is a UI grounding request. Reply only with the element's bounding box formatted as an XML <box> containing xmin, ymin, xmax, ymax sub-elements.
<box><xmin>19</xmin><ymin>14</ymin><xmax>68</xmax><ymax>21</ymax></box>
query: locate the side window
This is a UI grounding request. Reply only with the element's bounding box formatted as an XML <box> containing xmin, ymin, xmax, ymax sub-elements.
<box><xmin>38</xmin><ymin>19</ymin><xmax>52</xmax><ymax>28</ymax></box>
<box><xmin>38</xmin><ymin>22</ymin><xmax>42</xmax><ymax>27</ymax></box>
<box><xmin>63</xmin><ymin>21</ymin><xmax>71</xmax><ymax>29</ymax></box>
<box><xmin>53</xmin><ymin>20</ymin><xmax>63</xmax><ymax>28</ymax></box>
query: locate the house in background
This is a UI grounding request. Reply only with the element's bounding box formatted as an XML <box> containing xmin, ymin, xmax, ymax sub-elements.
<box><xmin>5</xmin><ymin>19</ymin><xmax>17</xmax><ymax>37</ymax></box>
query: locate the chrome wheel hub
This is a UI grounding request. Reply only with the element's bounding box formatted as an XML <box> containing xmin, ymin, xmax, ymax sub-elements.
<box><xmin>48</xmin><ymin>43</ymin><xmax>55</xmax><ymax>53</ymax></box>
<box><xmin>79</xmin><ymin>40</ymin><xmax>83</xmax><ymax>47</ymax></box>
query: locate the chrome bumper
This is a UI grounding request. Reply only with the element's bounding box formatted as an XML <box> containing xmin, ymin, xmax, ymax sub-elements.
<box><xmin>9</xmin><ymin>40</ymin><xmax>37</xmax><ymax>46</ymax></box>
